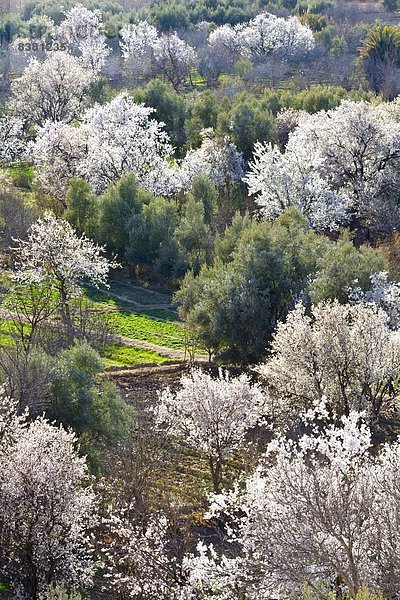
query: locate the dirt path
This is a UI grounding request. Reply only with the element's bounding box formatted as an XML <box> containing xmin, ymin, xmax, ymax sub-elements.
<box><xmin>105</xmin><ymin>362</ymin><xmax>187</xmax><ymax>377</ymax></box>
<box><xmin>89</xmin><ymin>283</ymin><xmax>177</xmax><ymax>313</ymax></box>
<box><xmin>0</xmin><ymin>308</ymin><xmax>208</xmax><ymax>363</ymax></box>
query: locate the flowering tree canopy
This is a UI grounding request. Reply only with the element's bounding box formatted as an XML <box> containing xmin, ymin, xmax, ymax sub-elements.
<box><xmin>152</xmin><ymin>33</ymin><xmax>197</xmax><ymax>90</ymax></box>
<box><xmin>258</xmin><ymin>301</ymin><xmax>400</xmax><ymax>421</ymax></box>
<box><xmin>155</xmin><ymin>368</ymin><xmax>265</xmax><ymax>491</ymax></box>
<box><xmin>9</xmin><ymin>53</ymin><xmax>94</xmax><ymax>126</ymax></box>
<box><xmin>31</xmin><ymin>121</ymin><xmax>90</xmax><ymax>200</ymax></box>
<box><xmin>119</xmin><ymin>21</ymin><xmax>158</xmax><ymax>61</ymax></box>
<box><xmin>181</xmin><ymin>130</ymin><xmax>245</xmax><ymax>189</ymax></box>
<box><xmin>13</xmin><ymin>214</ymin><xmax>117</xmax><ymax>289</ymax></box>
<box><xmin>31</xmin><ymin>100</ymin><xmax>243</xmax><ymax>198</ymax></box>
<box><xmin>30</xmin><ymin>94</ymin><xmax>174</xmax><ymax>196</ymax></box>
<box><xmin>0</xmin><ymin>393</ymin><xmax>96</xmax><ymax>598</ymax></box>
<box><xmin>119</xmin><ymin>22</ymin><xmax>196</xmax><ymax>89</ymax></box>
<box><xmin>78</xmin><ymin>94</ymin><xmax>173</xmax><ymax>193</ymax></box>
<box><xmin>0</xmin><ymin>116</ymin><xmax>27</xmax><ymax>164</ymax></box>
<box><xmin>208</xmin><ymin>12</ymin><xmax>315</xmax><ymax>63</ymax></box>
<box><xmin>13</xmin><ymin>215</ymin><xmax>119</xmax><ymax>329</ymax></box>
<box><xmin>347</xmin><ymin>271</ymin><xmax>400</xmax><ymax>328</ymax></box>
<box><xmin>55</xmin><ymin>4</ymin><xmax>110</xmax><ymax>72</ymax></box>
<box><xmin>102</xmin><ymin>513</ymin><xmax>184</xmax><ymax>599</ymax></box>
<box><xmin>191</xmin><ymin>406</ymin><xmax>400</xmax><ymax>598</ymax></box>
<box><xmin>245</xmin><ymin>101</ymin><xmax>400</xmax><ymax>232</ymax></box>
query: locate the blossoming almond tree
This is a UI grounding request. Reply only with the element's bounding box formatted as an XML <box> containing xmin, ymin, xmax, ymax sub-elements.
<box><xmin>119</xmin><ymin>21</ymin><xmax>158</xmax><ymax>61</ymax></box>
<box><xmin>31</xmin><ymin>121</ymin><xmax>90</xmax><ymax>200</ymax></box>
<box><xmin>239</xmin><ymin>12</ymin><xmax>315</xmax><ymax>60</ymax></box>
<box><xmin>181</xmin><ymin>130</ymin><xmax>245</xmax><ymax>189</ymax></box>
<box><xmin>13</xmin><ymin>215</ymin><xmax>119</xmax><ymax>333</ymax></box>
<box><xmin>208</xmin><ymin>12</ymin><xmax>315</xmax><ymax>63</ymax></box>
<box><xmin>347</xmin><ymin>271</ymin><xmax>400</xmax><ymax>328</ymax></box>
<box><xmin>187</xmin><ymin>406</ymin><xmax>400</xmax><ymax>598</ymax></box>
<box><xmin>55</xmin><ymin>4</ymin><xmax>110</xmax><ymax>73</ymax></box>
<box><xmin>31</xmin><ymin>97</ymin><xmax>243</xmax><ymax>199</ymax></box>
<box><xmin>0</xmin><ymin>393</ymin><xmax>96</xmax><ymax>599</ymax></box>
<box><xmin>152</xmin><ymin>33</ymin><xmax>197</xmax><ymax>90</ymax></box>
<box><xmin>119</xmin><ymin>20</ymin><xmax>158</xmax><ymax>79</ymax></box>
<box><xmin>30</xmin><ymin>94</ymin><xmax>174</xmax><ymax>197</ymax></box>
<box><xmin>0</xmin><ymin>116</ymin><xmax>26</xmax><ymax>164</ymax></box>
<box><xmin>78</xmin><ymin>93</ymin><xmax>174</xmax><ymax>193</ymax></box>
<box><xmin>102</xmin><ymin>513</ymin><xmax>184</xmax><ymax>599</ymax></box>
<box><xmin>9</xmin><ymin>6</ymin><xmax>107</xmax><ymax>121</ymax></box>
<box><xmin>207</xmin><ymin>23</ymin><xmax>246</xmax><ymax>67</ymax></box>
<box><xmin>9</xmin><ymin>52</ymin><xmax>95</xmax><ymax>126</ymax></box>
<box><xmin>258</xmin><ymin>301</ymin><xmax>400</xmax><ymax>422</ymax></box>
<box><xmin>246</xmin><ymin>101</ymin><xmax>400</xmax><ymax>233</ymax></box>
<box><xmin>155</xmin><ymin>368</ymin><xmax>265</xmax><ymax>492</ymax></box>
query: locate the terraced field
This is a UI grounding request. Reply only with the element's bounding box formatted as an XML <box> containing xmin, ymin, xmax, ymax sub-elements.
<box><xmin>101</xmin><ymin>344</ymin><xmax>170</xmax><ymax>368</ymax></box>
<box><xmin>84</xmin><ymin>282</ymin><xmax>185</xmax><ymax>347</ymax></box>
<box><xmin>83</xmin><ymin>279</ymin><xmax>206</xmax><ymax>366</ymax></box>
<box><xmin>0</xmin><ymin>275</ymin><xmax>205</xmax><ymax>368</ymax></box>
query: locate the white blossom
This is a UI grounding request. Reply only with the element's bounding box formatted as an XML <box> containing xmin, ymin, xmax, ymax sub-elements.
<box><xmin>152</xmin><ymin>33</ymin><xmax>197</xmax><ymax>90</ymax></box>
<box><xmin>246</xmin><ymin>101</ymin><xmax>400</xmax><ymax>231</ymax></box>
<box><xmin>30</xmin><ymin>94</ymin><xmax>174</xmax><ymax>197</ymax></box>
<box><xmin>258</xmin><ymin>301</ymin><xmax>400</xmax><ymax>420</ymax></box>
<box><xmin>12</xmin><ymin>215</ymin><xmax>119</xmax><ymax>332</ymax></box>
<box><xmin>101</xmin><ymin>511</ymin><xmax>183</xmax><ymax>599</ymax></box>
<box><xmin>155</xmin><ymin>368</ymin><xmax>265</xmax><ymax>491</ymax></box>
<box><xmin>77</xmin><ymin>93</ymin><xmax>174</xmax><ymax>193</ymax></box>
<box><xmin>190</xmin><ymin>410</ymin><xmax>400</xmax><ymax>598</ymax></box>
<box><xmin>9</xmin><ymin>53</ymin><xmax>94</xmax><ymax>126</ymax></box>
<box><xmin>347</xmin><ymin>271</ymin><xmax>400</xmax><ymax>328</ymax></box>
<box><xmin>239</xmin><ymin>12</ymin><xmax>315</xmax><ymax>60</ymax></box>
<box><xmin>30</xmin><ymin>95</ymin><xmax>245</xmax><ymax>199</ymax></box>
<box><xmin>0</xmin><ymin>116</ymin><xmax>27</xmax><ymax>163</ymax></box>
<box><xmin>119</xmin><ymin>20</ymin><xmax>158</xmax><ymax>61</ymax></box>
<box><xmin>208</xmin><ymin>12</ymin><xmax>315</xmax><ymax>63</ymax></box>
<box><xmin>207</xmin><ymin>23</ymin><xmax>246</xmax><ymax>65</ymax></box>
<box><xmin>56</xmin><ymin>4</ymin><xmax>110</xmax><ymax>72</ymax></box>
<box><xmin>245</xmin><ymin>141</ymin><xmax>348</xmax><ymax>230</ymax></box>
<box><xmin>181</xmin><ymin>543</ymin><xmax>244</xmax><ymax>599</ymax></box>
<box><xmin>0</xmin><ymin>393</ymin><xmax>96</xmax><ymax>597</ymax></box>
<box><xmin>31</xmin><ymin>120</ymin><xmax>90</xmax><ymax>198</ymax></box>
<box><xmin>13</xmin><ymin>214</ymin><xmax>118</xmax><ymax>290</ymax></box>
<box><xmin>181</xmin><ymin>130</ymin><xmax>245</xmax><ymax>189</ymax></box>
<box><xmin>78</xmin><ymin>34</ymin><xmax>110</xmax><ymax>73</ymax></box>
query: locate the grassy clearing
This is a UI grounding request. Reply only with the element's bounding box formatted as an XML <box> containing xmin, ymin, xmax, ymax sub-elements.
<box><xmin>2</xmin><ymin>165</ymin><xmax>34</xmax><ymax>189</ymax></box>
<box><xmin>0</xmin><ymin>321</ymin><xmax>24</xmax><ymax>347</ymax></box>
<box><xmin>1</xmin><ymin>275</ymin><xmax>187</xmax><ymax>358</ymax></box>
<box><xmin>106</xmin><ymin>310</ymin><xmax>185</xmax><ymax>348</ymax></box>
<box><xmin>101</xmin><ymin>343</ymin><xmax>169</xmax><ymax>368</ymax></box>
<box><xmin>83</xmin><ymin>286</ymin><xmax>133</xmax><ymax>309</ymax></box>
<box><xmin>83</xmin><ymin>284</ymin><xmax>177</xmax><ymax>311</ymax></box>
<box><xmin>84</xmin><ymin>282</ymin><xmax>185</xmax><ymax>349</ymax></box>
<box><xmin>108</xmin><ymin>279</ymin><xmax>173</xmax><ymax>305</ymax></box>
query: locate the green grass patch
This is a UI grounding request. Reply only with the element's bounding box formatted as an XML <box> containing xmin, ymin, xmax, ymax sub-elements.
<box><xmin>0</xmin><ymin>320</ymin><xmax>26</xmax><ymax>347</ymax></box>
<box><xmin>83</xmin><ymin>286</ymin><xmax>133</xmax><ymax>309</ymax></box>
<box><xmin>83</xmin><ymin>284</ymin><xmax>183</xmax><ymax>349</ymax></box>
<box><xmin>83</xmin><ymin>284</ymin><xmax>176</xmax><ymax>312</ymax></box>
<box><xmin>109</xmin><ymin>279</ymin><xmax>173</xmax><ymax>304</ymax></box>
<box><xmin>188</xmin><ymin>67</ymin><xmax>206</xmax><ymax>88</ymax></box>
<box><xmin>107</xmin><ymin>310</ymin><xmax>185</xmax><ymax>348</ymax></box>
<box><xmin>3</xmin><ymin>164</ymin><xmax>34</xmax><ymax>189</ymax></box>
<box><xmin>84</xmin><ymin>281</ymin><xmax>174</xmax><ymax>307</ymax></box>
<box><xmin>101</xmin><ymin>343</ymin><xmax>169</xmax><ymax>368</ymax></box>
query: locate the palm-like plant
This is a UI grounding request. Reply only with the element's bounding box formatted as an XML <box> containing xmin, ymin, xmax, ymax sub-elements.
<box><xmin>360</xmin><ymin>25</ymin><xmax>400</xmax><ymax>97</ymax></box>
<box><xmin>360</xmin><ymin>24</ymin><xmax>400</xmax><ymax>63</ymax></box>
